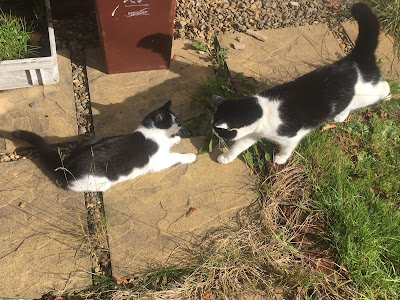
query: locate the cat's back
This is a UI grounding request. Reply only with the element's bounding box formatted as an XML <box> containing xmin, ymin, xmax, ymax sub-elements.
<box><xmin>65</xmin><ymin>132</ymin><xmax>159</xmax><ymax>180</ymax></box>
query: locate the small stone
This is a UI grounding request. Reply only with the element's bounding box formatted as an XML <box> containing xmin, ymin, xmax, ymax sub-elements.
<box><xmin>236</xmin><ymin>36</ymin><xmax>243</xmax><ymax>42</ymax></box>
<box><xmin>232</xmin><ymin>42</ymin><xmax>246</xmax><ymax>50</ymax></box>
<box><xmin>340</xmin><ymin>43</ymin><xmax>346</xmax><ymax>51</ymax></box>
<box><xmin>3</xmin><ymin>156</ymin><xmax>10</xmax><ymax>162</ymax></box>
<box><xmin>246</xmin><ymin>29</ymin><xmax>267</xmax><ymax>41</ymax></box>
<box><xmin>78</xmin><ymin>127</ymin><xmax>87</xmax><ymax>135</ymax></box>
<box><xmin>289</xmin><ymin>1</ymin><xmax>300</xmax><ymax>8</ymax></box>
<box><xmin>28</xmin><ymin>102</ymin><xmax>36</xmax><ymax>108</ymax></box>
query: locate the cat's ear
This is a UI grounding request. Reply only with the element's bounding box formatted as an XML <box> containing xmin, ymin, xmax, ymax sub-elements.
<box><xmin>155</xmin><ymin>112</ymin><xmax>164</xmax><ymax>123</ymax></box>
<box><xmin>161</xmin><ymin>100</ymin><xmax>172</xmax><ymax>110</ymax></box>
<box><xmin>211</xmin><ymin>95</ymin><xmax>227</xmax><ymax>106</ymax></box>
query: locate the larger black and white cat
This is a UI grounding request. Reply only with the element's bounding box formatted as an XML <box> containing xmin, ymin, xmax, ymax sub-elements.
<box><xmin>13</xmin><ymin>101</ymin><xmax>196</xmax><ymax>192</ymax></box>
<box><xmin>212</xmin><ymin>3</ymin><xmax>391</xmax><ymax>165</ymax></box>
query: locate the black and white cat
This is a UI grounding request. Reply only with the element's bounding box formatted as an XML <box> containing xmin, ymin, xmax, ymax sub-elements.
<box><xmin>13</xmin><ymin>101</ymin><xmax>196</xmax><ymax>192</ymax></box>
<box><xmin>211</xmin><ymin>3</ymin><xmax>391</xmax><ymax>165</ymax></box>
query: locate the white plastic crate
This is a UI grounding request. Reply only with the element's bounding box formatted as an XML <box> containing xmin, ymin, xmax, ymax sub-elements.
<box><xmin>0</xmin><ymin>0</ymin><xmax>59</xmax><ymax>90</ymax></box>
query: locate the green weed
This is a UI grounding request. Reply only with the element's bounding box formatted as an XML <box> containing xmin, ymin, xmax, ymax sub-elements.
<box><xmin>191</xmin><ymin>35</ymin><xmax>229</xmax><ymax>73</ymax></box>
<box><xmin>0</xmin><ymin>12</ymin><xmax>37</xmax><ymax>60</ymax></box>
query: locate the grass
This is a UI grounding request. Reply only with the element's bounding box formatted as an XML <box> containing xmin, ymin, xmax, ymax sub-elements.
<box><xmin>297</xmin><ymin>87</ymin><xmax>400</xmax><ymax>298</ymax></box>
<box><xmin>0</xmin><ymin>11</ymin><xmax>37</xmax><ymax>60</ymax></box>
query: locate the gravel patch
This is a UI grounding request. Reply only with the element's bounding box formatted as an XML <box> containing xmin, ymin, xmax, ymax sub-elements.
<box><xmin>175</xmin><ymin>0</ymin><xmax>356</xmax><ymax>50</ymax></box>
<box><xmin>53</xmin><ymin>11</ymin><xmax>101</xmax><ymax>137</ymax></box>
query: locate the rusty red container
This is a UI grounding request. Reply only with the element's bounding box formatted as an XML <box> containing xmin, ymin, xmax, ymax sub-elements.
<box><xmin>94</xmin><ymin>0</ymin><xmax>176</xmax><ymax>74</ymax></box>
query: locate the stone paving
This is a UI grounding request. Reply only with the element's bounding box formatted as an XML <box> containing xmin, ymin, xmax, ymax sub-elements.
<box><xmin>0</xmin><ymin>22</ymin><xmax>398</xmax><ymax>298</ymax></box>
<box><xmin>0</xmin><ymin>50</ymin><xmax>78</xmax><ymax>152</ymax></box>
<box><xmin>86</xmin><ymin>40</ymin><xmax>214</xmax><ymax>137</ymax></box>
<box><xmin>218</xmin><ymin>23</ymin><xmax>344</xmax><ymax>86</ymax></box>
<box><xmin>0</xmin><ymin>159</ymin><xmax>90</xmax><ymax>297</ymax></box>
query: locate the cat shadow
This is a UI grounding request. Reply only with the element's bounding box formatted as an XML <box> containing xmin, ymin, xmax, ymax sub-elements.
<box><xmin>0</xmin><ymin>129</ymin><xmax>84</xmax><ymax>190</ymax></box>
<box><xmin>83</xmin><ymin>44</ymin><xmax>213</xmax><ymax>138</ymax></box>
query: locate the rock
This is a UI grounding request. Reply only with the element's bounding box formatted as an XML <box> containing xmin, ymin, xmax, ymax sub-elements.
<box><xmin>232</xmin><ymin>42</ymin><xmax>246</xmax><ymax>50</ymax></box>
<box><xmin>340</xmin><ymin>43</ymin><xmax>346</xmax><ymax>51</ymax></box>
<box><xmin>290</xmin><ymin>1</ymin><xmax>300</xmax><ymax>8</ymax></box>
<box><xmin>236</xmin><ymin>36</ymin><xmax>243</xmax><ymax>42</ymax></box>
<box><xmin>246</xmin><ymin>29</ymin><xmax>267</xmax><ymax>41</ymax></box>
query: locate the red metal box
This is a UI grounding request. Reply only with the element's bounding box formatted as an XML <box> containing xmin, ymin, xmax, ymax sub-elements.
<box><xmin>94</xmin><ymin>0</ymin><xmax>176</xmax><ymax>74</ymax></box>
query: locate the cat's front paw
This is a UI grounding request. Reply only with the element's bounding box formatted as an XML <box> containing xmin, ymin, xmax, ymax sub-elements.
<box><xmin>217</xmin><ymin>154</ymin><xmax>234</xmax><ymax>164</ymax></box>
<box><xmin>273</xmin><ymin>154</ymin><xmax>288</xmax><ymax>165</ymax></box>
<box><xmin>183</xmin><ymin>153</ymin><xmax>196</xmax><ymax>164</ymax></box>
<box><xmin>170</xmin><ymin>136</ymin><xmax>181</xmax><ymax>146</ymax></box>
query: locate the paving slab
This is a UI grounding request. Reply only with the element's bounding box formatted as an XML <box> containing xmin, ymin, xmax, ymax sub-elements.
<box><xmin>0</xmin><ymin>159</ymin><xmax>91</xmax><ymax>298</ymax></box>
<box><xmin>86</xmin><ymin>40</ymin><xmax>214</xmax><ymax>137</ymax></box>
<box><xmin>103</xmin><ymin>137</ymin><xmax>255</xmax><ymax>277</ymax></box>
<box><xmin>342</xmin><ymin>21</ymin><xmax>400</xmax><ymax>80</ymax></box>
<box><xmin>218</xmin><ymin>24</ymin><xmax>344</xmax><ymax>86</ymax></box>
<box><xmin>0</xmin><ymin>50</ymin><xmax>78</xmax><ymax>153</ymax></box>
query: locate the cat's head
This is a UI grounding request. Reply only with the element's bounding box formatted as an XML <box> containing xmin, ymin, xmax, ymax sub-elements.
<box><xmin>211</xmin><ymin>95</ymin><xmax>262</xmax><ymax>141</ymax></box>
<box><xmin>142</xmin><ymin>100</ymin><xmax>181</xmax><ymax>136</ymax></box>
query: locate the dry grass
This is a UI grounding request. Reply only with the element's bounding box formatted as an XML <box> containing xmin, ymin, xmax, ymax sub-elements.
<box><xmin>108</xmin><ymin>160</ymin><xmax>354</xmax><ymax>300</ymax></box>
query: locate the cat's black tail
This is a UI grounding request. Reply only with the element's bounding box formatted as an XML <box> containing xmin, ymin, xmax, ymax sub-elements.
<box><xmin>350</xmin><ymin>3</ymin><xmax>380</xmax><ymax>61</ymax></box>
<box><xmin>13</xmin><ymin>130</ymin><xmax>62</xmax><ymax>171</ymax></box>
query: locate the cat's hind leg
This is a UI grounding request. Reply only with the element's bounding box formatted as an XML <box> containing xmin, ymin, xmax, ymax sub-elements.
<box><xmin>274</xmin><ymin>129</ymin><xmax>310</xmax><ymax>164</ymax></box>
<box><xmin>381</xmin><ymin>81</ymin><xmax>392</xmax><ymax>101</ymax></box>
<box><xmin>334</xmin><ymin>109</ymin><xmax>351</xmax><ymax>122</ymax></box>
<box><xmin>352</xmin><ymin>80</ymin><xmax>391</xmax><ymax>110</ymax></box>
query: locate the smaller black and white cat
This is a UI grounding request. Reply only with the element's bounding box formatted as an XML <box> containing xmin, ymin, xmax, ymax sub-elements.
<box><xmin>13</xmin><ymin>101</ymin><xmax>196</xmax><ymax>192</ymax></box>
<box><xmin>211</xmin><ymin>3</ymin><xmax>391</xmax><ymax>165</ymax></box>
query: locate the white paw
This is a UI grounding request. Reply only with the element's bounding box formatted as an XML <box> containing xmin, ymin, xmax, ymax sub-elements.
<box><xmin>170</xmin><ymin>136</ymin><xmax>181</xmax><ymax>145</ymax></box>
<box><xmin>334</xmin><ymin>112</ymin><xmax>349</xmax><ymax>123</ymax></box>
<box><xmin>217</xmin><ymin>154</ymin><xmax>234</xmax><ymax>164</ymax></box>
<box><xmin>273</xmin><ymin>154</ymin><xmax>288</xmax><ymax>165</ymax></box>
<box><xmin>183</xmin><ymin>153</ymin><xmax>196</xmax><ymax>164</ymax></box>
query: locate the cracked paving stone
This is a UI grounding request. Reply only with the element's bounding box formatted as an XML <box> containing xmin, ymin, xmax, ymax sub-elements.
<box><xmin>0</xmin><ymin>159</ymin><xmax>91</xmax><ymax>298</ymax></box>
<box><xmin>102</xmin><ymin>137</ymin><xmax>255</xmax><ymax>277</ymax></box>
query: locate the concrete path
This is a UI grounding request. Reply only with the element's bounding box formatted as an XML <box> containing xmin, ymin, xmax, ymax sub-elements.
<box><xmin>0</xmin><ymin>50</ymin><xmax>78</xmax><ymax>152</ymax></box>
<box><xmin>86</xmin><ymin>40</ymin><xmax>214</xmax><ymax>137</ymax></box>
<box><xmin>0</xmin><ymin>22</ymin><xmax>398</xmax><ymax>297</ymax></box>
<box><xmin>218</xmin><ymin>24</ymin><xmax>344</xmax><ymax>86</ymax></box>
<box><xmin>0</xmin><ymin>159</ymin><xmax>90</xmax><ymax>297</ymax></box>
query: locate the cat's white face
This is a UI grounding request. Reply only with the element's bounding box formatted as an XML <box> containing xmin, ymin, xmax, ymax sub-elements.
<box><xmin>165</xmin><ymin>114</ymin><xmax>181</xmax><ymax>137</ymax></box>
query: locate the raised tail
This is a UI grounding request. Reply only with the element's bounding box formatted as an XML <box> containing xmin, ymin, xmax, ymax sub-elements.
<box><xmin>350</xmin><ymin>2</ymin><xmax>380</xmax><ymax>60</ymax></box>
<box><xmin>13</xmin><ymin>130</ymin><xmax>62</xmax><ymax>171</ymax></box>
